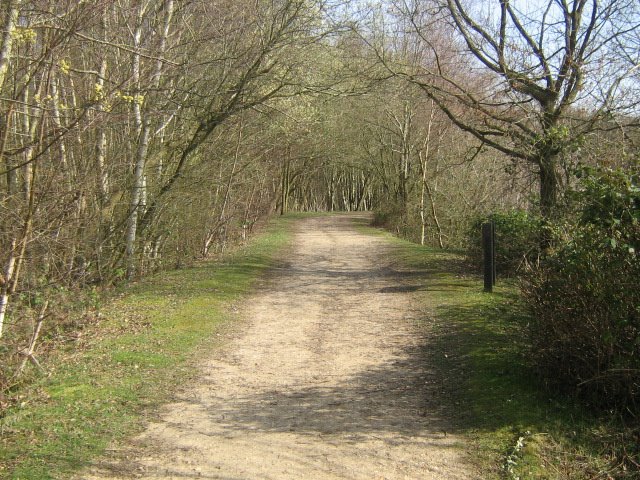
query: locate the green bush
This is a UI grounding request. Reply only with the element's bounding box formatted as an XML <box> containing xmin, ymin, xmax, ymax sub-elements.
<box><xmin>371</xmin><ymin>204</ymin><xmax>413</xmax><ymax>239</ymax></box>
<box><xmin>467</xmin><ymin>210</ymin><xmax>542</xmax><ymax>276</ymax></box>
<box><xmin>371</xmin><ymin>207</ymin><xmax>399</xmax><ymax>229</ymax></box>
<box><xmin>523</xmin><ymin>166</ymin><xmax>640</xmax><ymax>411</ymax></box>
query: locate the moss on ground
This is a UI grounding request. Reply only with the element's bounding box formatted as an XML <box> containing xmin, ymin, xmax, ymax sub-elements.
<box><xmin>375</xmin><ymin>226</ymin><xmax>634</xmax><ymax>479</ymax></box>
<box><xmin>0</xmin><ymin>215</ymin><xmax>296</xmax><ymax>479</ymax></box>
<box><xmin>1</xmin><ymin>213</ymin><xmax>634</xmax><ymax>479</ymax></box>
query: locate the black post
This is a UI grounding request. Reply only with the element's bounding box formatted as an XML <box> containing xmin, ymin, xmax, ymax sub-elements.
<box><xmin>492</xmin><ymin>220</ymin><xmax>497</xmax><ymax>286</ymax></box>
<box><xmin>482</xmin><ymin>222</ymin><xmax>496</xmax><ymax>292</ymax></box>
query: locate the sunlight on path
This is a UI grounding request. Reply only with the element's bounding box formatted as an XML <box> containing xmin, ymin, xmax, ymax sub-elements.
<box><xmin>82</xmin><ymin>214</ymin><xmax>475</xmax><ymax>479</ymax></box>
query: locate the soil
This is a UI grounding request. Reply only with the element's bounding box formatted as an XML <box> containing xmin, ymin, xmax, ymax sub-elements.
<box><xmin>82</xmin><ymin>214</ymin><xmax>476</xmax><ymax>479</ymax></box>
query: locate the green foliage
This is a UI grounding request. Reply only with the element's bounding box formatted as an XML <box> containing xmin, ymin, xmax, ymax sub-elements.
<box><xmin>371</xmin><ymin>204</ymin><xmax>408</xmax><ymax>234</ymax></box>
<box><xmin>377</xmin><ymin>229</ymin><xmax>631</xmax><ymax>478</ymax></box>
<box><xmin>523</xmin><ymin>165</ymin><xmax>640</xmax><ymax>412</ymax></box>
<box><xmin>0</xmin><ymin>216</ymin><xmax>294</xmax><ymax>478</ymax></box>
<box><xmin>576</xmin><ymin>165</ymin><xmax>640</xmax><ymax>237</ymax></box>
<box><xmin>467</xmin><ymin>210</ymin><xmax>542</xmax><ymax>276</ymax></box>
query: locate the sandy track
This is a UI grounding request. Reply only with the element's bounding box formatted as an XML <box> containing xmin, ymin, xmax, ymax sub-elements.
<box><xmin>83</xmin><ymin>214</ymin><xmax>475</xmax><ymax>479</ymax></box>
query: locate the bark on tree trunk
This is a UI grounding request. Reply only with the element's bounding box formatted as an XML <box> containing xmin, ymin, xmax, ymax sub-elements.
<box><xmin>539</xmin><ymin>155</ymin><xmax>558</xmax><ymax>219</ymax></box>
<box><xmin>419</xmin><ymin>104</ymin><xmax>435</xmax><ymax>246</ymax></box>
<box><xmin>125</xmin><ymin>3</ymin><xmax>148</xmax><ymax>279</ymax></box>
<box><xmin>0</xmin><ymin>0</ymin><xmax>19</xmax><ymax>93</ymax></box>
<box><xmin>425</xmin><ymin>181</ymin><xmax>444</xmax><ymax>249</ymax></box>
<box><xmin>96</xmin><ymin>21</ymin><xmax>109</xmax><ymax>203</ymax></box>
<box><xmin>420</xmin><ymin>178</ymin><xmax>426</xmax><ymax>246</ymax></box>
<box><xmin>125</xmin><ymin>0</ymin><xmax>173</xmax><ymax>279</ymax></box>
<box><xmin>280</xmin><ymin>154</ymin><xmax>290</xmax><ymax>215</ymax></box>
<box><xmin>0</xmin><ymin>239</ymin><xmax>17</xmax><ymax>339</ymax></box>
<box><xmin>0</xmin><ymin>178</ymin><xmax>35</xmax><ymax>339</ymax></box>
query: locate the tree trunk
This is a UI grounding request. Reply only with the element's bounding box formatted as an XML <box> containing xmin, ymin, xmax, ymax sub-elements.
<box><xmin>425</xmin><ymin>181</ymin><xmax>444</xmax><ymax>249</ymax></box>
<box><xmin>420</xmin><ymin>177</ymin><xmax>426</xmax><ymax>245</ymax></box>
<box><xmin>0</xmin><ymin>239</ymin><xmax>17</xmax><ymax>339</ymax></box>
<box><xmin>419</xmin><ymin>104</ymin><xmax>435</xmax><ymax>245</ymax></box>
<box><xmin>0</xmin><ymin>0</ymin><xmax>19</xmax><ymax>92</ymax></box>
<box><xmin>95</xmin><ymin>14</ymin><xmax>109</xmax><ymax>203</ymax></box>
<box><xmin>539</xmin><ymin>154</ymin><xmax>558</xmax><ymax>219</ymax></box>
<box><xmin>0</xmin><ymin>178</ymin><xmax>35</xmax><ymax>339</ymax></box>
<box><xmin>125</xmin><ymin>2</ymin><xmax>148</xmax><ymax>279</ymax></box>
<box><xmin>1</xmin><ymin>103</ymin><xmax>15</xmax><ymax>195</ymax></box>
<box><xmin>280</xmin><ymin>154</ymin><xmax>290</xmax><ymax>215</ymax></box>
<box><xmin>126</xmin><ymin>0</ymin><xmax>174</xmax><ymax>279</ymax></box>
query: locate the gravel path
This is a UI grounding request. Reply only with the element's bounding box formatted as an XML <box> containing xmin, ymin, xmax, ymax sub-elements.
<box><xmin>83</xmin><ymin>214</ymin><xmax>475</xmax><ymax>479</ymax></box>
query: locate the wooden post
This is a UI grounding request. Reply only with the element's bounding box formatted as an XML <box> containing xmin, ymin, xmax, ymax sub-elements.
<box><xmin>482</xmin><ymin>222</ymin><xmax>496</xmax><ymax>292</ymax></box>
<box><xmin>492</xmin><ymin>221</ymin><xmax>497</xmax><ymax>286</ymax></box>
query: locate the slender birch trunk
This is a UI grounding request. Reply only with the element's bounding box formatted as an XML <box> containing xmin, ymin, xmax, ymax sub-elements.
<box><xmin>0</xmin><ymin>0</ymin><xmax>19</xmax><ymax>338</ymax></box>
<box><xmin>419</xmin><ymin>105</ymin><xmax>435</xmax><ymax>245</ymax></box>
<box><xmin>126</xmin><ymin>0</ymin><xmax>174</xmax><ymax>279</ymax></box>
<box><xmin>0</xmin><ymin>162</ymin><xmax>36</xmax><ymax>339</ymax></box>
<box><xmin>96</xmin><ymin>12</ymin><xmax>109</xmax><ymax>202</ymax></box>
<box><xmin>425</xmin><ymin>180</ymin><xmax>444</xmax><ymax>249</ymax></box>
<box><xmin>125</xmin><ymin>3</ymin><xmax>147</xmax><ymax>279</ymax></box>
<box><xmin>0</xmin><ymin>240</ymin><xmax>17</xmax><ymax>338</ymax></box>
<box><xmin>0</xmin><ymin>62</ymin><xmax>48</xmax><ymax>338</ymax></box>
<box><xmin>50</xmin><ymin>75</ymin><xmax>68</xmax><ymax>168</ymax></box>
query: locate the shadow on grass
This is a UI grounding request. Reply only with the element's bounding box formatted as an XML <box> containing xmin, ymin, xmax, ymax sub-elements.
<box><xmin>426</xmin><ymin>299</ymin><xmax>555</xmax><ymax>433</ymax></box>
<box><xmin>381</xmin><ymin>240</ymin><xmax>619</xmax><ymax>477</ymax></box>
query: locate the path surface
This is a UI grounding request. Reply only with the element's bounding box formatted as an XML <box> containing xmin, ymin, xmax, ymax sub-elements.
<box><xmin>84</xmin><ymin>215</ymin><xmax>475</xmax><ymax>479</ymax></box>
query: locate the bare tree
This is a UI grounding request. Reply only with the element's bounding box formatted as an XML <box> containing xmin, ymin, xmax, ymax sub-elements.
<box><xmin>388</xmin><ymin>0</ymin><xmax>640</xmax><ymax>219</ymax></box>
<box><xmin>136</xmin><ymin>0</ymin><xmax>328</xmax><ymax>235</ymax></box>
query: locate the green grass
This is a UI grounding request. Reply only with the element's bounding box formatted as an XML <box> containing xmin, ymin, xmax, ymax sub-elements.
<box><xmin>367</xmin><ymin>226</ymin><xmax>629</xmax><ymax>479</ymax></box>
<box><xmin>0</xmin><ymin>215</ymin><xmax>297</xmax><ymax>479</ymax></box>
<box><xmin>2</xmin><ymin>213</ymin><xmax>632</xmax><ymax>479</ymax></box>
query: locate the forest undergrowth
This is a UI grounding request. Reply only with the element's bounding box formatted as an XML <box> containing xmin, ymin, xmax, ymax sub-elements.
<box><xmin>0</xmin><ymin>216</ymin><xmax>295</xmax><ymax>479</ymax></box>
<box><xmin>1</xmin><ymin>214</ymin><xmax>637</xmax><ymax>479</ymax></box>
<box><xmin>377</xmin><ymin>227</ymin><xmax>639</xmax><ymax>480</ymax></box>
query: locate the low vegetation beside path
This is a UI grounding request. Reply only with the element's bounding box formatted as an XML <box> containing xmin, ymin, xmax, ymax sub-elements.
<box><xmin>379</xmin><ymin>229</ymin><xmax>639</xmax><ymax>479</ymax></box>
<box><xmin>1</xmin><ymin>214</ymin><xmax>637</xmax><ymax>479</ymax></box>
<box><xmin>0</xmin><ymin>216</ymin><xmax>295</xmax><ymax>479</ymax></box>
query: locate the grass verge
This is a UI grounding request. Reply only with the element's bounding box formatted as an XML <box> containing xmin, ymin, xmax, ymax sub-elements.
<box><xmin>0</xmin><ymin>215</ymin><xmax>297</xmax><ymax>480</ymax></box>
<box><xmin>371</xmin><ymin>226</ymin><xmax>636</xmax><ymax>479</ymax></box>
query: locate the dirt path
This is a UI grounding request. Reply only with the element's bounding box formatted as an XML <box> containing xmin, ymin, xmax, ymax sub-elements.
<box><xmin>84</xmin><ymin>214</ymin><xmax>475</xmax><ymax>479</ymax></box>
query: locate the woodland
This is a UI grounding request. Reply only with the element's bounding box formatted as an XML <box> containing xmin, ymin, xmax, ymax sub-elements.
<box><xmin>0</xmin><ymin>0</ymin><xmax>639</xmax><ymax>474</ymax></box>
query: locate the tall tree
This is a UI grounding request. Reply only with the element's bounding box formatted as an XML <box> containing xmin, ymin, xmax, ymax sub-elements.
<box><xmin>388</xmin><ymin>0</ymin><xmax>640</xmax><ymax>218</ymax></box>
<box><xmin>136</xmin><ymin>0</ymin><xmax>329</xmax><ymax>233</ymax></box>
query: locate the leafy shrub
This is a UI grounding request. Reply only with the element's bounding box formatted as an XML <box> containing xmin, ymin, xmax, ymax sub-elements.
<box><xmin>372</xmin><ymin>204</ymin><xmax>412</xmax><ymax>238</ymax></box>
<box><xmin>523</xmin><ymin>166</ymin><xmax>640</xmax><ymax>411</ymax></box>
<box><xmin>371</xmin><ymin>208</ymin><xmax>399</xmax><ymax>229</ymax></box>
<box><xmin>467</xmin><ymin>210</ymin><xmax>542</xmax><ymax>276</ymax></box>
